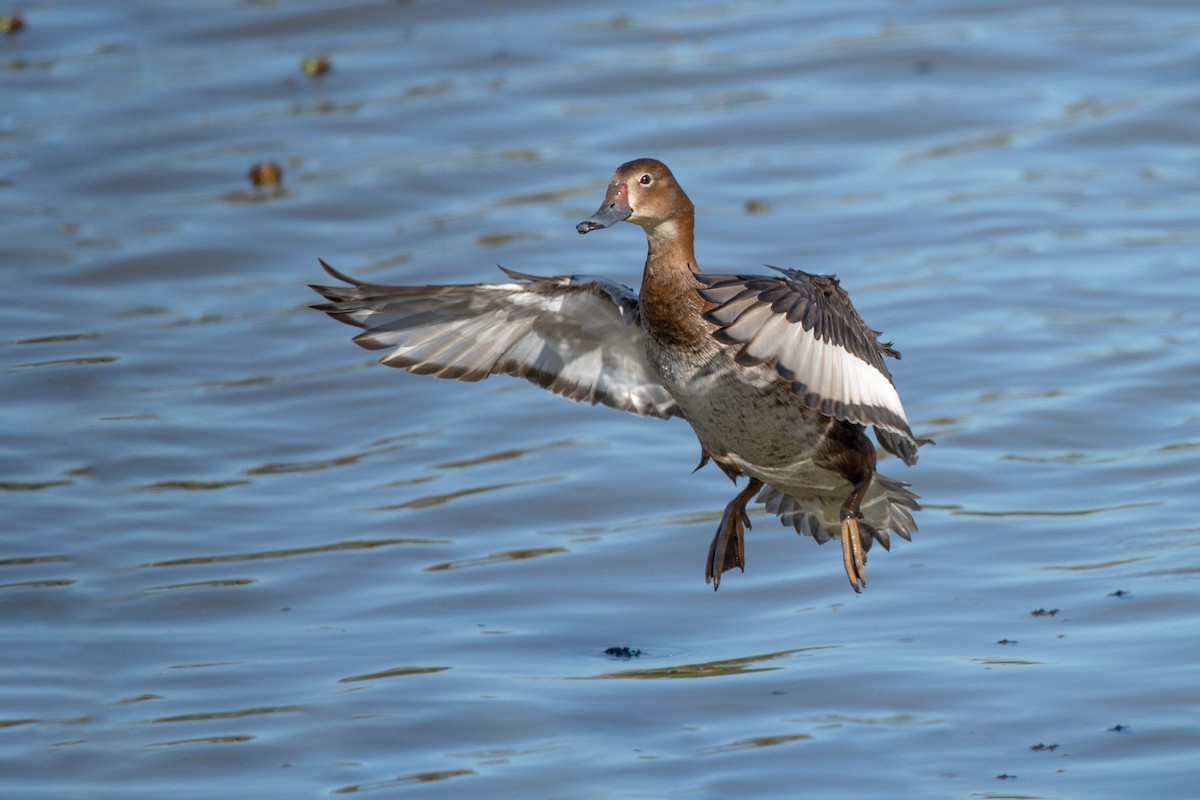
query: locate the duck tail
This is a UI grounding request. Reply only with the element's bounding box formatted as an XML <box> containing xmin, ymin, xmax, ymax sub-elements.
<box><xmin>756</xmin><ymin>472</ymin><xmax>921</xmax><ymax>553</ymax></box>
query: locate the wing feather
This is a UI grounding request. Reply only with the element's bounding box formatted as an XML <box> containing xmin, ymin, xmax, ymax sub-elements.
<box><xmin>698</xmin><ymin>268</ymin><xmax>920</xmax><ymax>462</ymax></box>
<box><xmin>311</xmin><ymin>260</ymin><xmax>680</xmax><ymax>419</ymax></box>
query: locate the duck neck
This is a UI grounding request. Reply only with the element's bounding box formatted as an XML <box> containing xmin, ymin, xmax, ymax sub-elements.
<box><xmin>643</xmin><ymin>213</ymin><xmax>697</xmax><ymax>279</ymax></box>
<box><xmin>639</xmin><ymin>210</ymin><xmax>707</xmax><ymax>345</ymax></box>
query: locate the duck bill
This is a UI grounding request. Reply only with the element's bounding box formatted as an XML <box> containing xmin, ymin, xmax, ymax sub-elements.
<box><xmin>576</xmin><ymin>182</ymin><xmax>632</xmax><ymax>234</ymax></box>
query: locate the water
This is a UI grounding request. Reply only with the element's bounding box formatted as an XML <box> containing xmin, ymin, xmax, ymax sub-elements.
<box><xmin>3</xmin><ymin>1</ymin><xmax>1199</xmax><ymax>797</ymax></box>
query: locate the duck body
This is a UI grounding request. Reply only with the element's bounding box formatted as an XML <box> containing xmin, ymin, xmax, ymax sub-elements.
<box><xmin>312</xmin><ymin>158</ymin><xmax>926</xmax><ymax>592</ymax></box>
<box><xmin>641</xmin><ymin>267</ymin><xmax>837</xmax><ymax>499</ymax></box>
<box><xmin>635</xmin><ymin>220</ymin><xmax>830</xmax><ymax>473</ymax></box>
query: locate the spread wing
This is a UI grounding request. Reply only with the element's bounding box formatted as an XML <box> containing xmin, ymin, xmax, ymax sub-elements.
<box><xmin>696</xmin><ymin>267</ymin><xmax>920</xmax><ymax>463</ymax></box>
<box><xmin>310</xmin><ymin>260</ymin><xmax>680</xmax><ymax>419</ymax></box>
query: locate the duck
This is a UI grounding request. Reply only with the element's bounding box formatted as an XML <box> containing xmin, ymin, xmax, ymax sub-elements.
<box><xmin>310</xmin><ymin>158</ymin><xmax>928</xmax><ymax>593</ymax></box>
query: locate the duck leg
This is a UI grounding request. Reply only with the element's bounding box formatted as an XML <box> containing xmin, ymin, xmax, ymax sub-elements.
<box><xmin>815</xmin><ymin>420</ymin><xmax>879</xmax><ymax>593</ymax></box>
<box><xmin>705</xmin><ymin>477</ymin><xmax>764</xmax><ymax>590</ymax></box>
<box><xmin>839</xmin><ymin>473</ymin><xmax>874</xmax><ymax>594</ymax></box>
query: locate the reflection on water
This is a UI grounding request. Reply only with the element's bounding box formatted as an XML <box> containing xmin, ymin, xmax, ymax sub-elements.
<box><xmin>147</xmin><ymin>706</ymin><xmax>304</xmax><ymax>725</ymax></box>
<box><xmin>136</xmin><ymin>479</ymin><xmax>253</xmax><ymax>491</ymax></box>
<box><xmin>148</xmin><ymin>734</ymin><xmax>256</xmax><ymax>748</ymax></box>
<box><xmin>2</xmin><ymin>0</ymin><xmax>1199</xmax><ymax>797</ymax></box>
<box><xmin>142</xmin><ymin>537</ymin><xmax>446</xmax><ymax>568</ymax></box>
<box><xmin>903</xmin><ymin>97</ymin><xmax>1140</xmax><ymax>163</ymax></box>
<box><xmin>379</xmin><ymin>478</ymin><xmax>559</xmax><ymax>511</ymax></box>
<box><xmin>332</xmin><ymin>769</ymin><xmax>477</xmax><ymax>796</ymax></box>
<box><xmin>1</xmin><ymin>480</ymin><xmax>75</xmax><ymax>491</ymax></box>
<box><xmin>433</xmin><ymin>439</ymin><xmax>576</xmax><ymax>470</ymax></box>
<box><xmin>424</xmin><ymin>546</ymin><xmax>567</xmax><ymax>573</ymax></box>
<box><xmin>950</xmin><ymin>500</ymin><xmax>1161</xmax><ymax>517</ymax></box>
<box><xmin>699</xmin><ymin>733</ymin><xmax>813</xmax><ymax>755</ymax></box>
<box><xmin>338</xmin><ymin>666</ymin><xmax>451</xmax><ymax>683</ymax></box>
<box><xmin>577</xmin><ymin>647</ymin><xmax>837</xmax><ymax>680</ymax></box>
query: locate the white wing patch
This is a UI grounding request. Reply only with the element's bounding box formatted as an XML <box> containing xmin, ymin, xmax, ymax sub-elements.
<box><xmin>772</xmin><ymin>324</ymin><xmax>908</xmax><ymax>429</ymax></box>
<box><xmin>698</xmin><ymin>270</ymin><xmax>917</xmax><ymax>445</ymax></box>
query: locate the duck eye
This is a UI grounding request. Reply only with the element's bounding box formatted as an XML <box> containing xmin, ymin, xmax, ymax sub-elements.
<box><xmin>639</xmin><ymin>173</ymin><xmax>653</xmax><ymax>185</ymax></box>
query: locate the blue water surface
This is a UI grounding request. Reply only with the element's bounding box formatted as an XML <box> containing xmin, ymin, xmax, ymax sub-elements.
<box><xmin>2</xmin><ymin>1</ymin><xmax>1198</xmax><ymax>797</ymax></box>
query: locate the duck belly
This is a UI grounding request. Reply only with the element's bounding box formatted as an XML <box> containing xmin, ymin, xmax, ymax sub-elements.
<box><xmin>650</xmin><ymin>343</ymin><xmax>833</xmax><ymax>475</ymax></box>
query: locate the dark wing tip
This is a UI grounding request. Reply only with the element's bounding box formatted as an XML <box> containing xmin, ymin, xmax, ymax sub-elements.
<box><xmin>874</xmin><ymin>426</ymin><xmax>935</xmax><ymax>467</ymax></box>
<box><xmin>309</xmin><ymin>287</ymin><xmax>353</xmax><ymax>307</ymax></box>
<box><xmin>496</xmin><ymin>264</ymin><xmax>527</xmax><ymax>281</ymax></box>
<box><xmin>315</xmin><ymin>258</ymin><xmax>363</xmax><ymax>286</ymax></box>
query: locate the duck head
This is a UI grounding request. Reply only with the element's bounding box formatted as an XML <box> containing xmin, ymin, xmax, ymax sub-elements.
<box><xmin>576</xmin><ymin>158</ymin><xmax>694</xmax><ymax>237</ymax></box>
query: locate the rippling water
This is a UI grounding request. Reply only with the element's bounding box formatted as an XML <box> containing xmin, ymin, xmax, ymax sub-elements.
<box><xmin>3</xmin><ymin>1</ymin><xmax>1199</xmax><ymax>797</ymax></box>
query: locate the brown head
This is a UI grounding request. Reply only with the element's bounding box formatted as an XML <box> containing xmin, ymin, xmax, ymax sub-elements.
<box><xmin>576</xmin><ymin>159</ymin><xmax>695</xmax><ymax>240</ymax></box>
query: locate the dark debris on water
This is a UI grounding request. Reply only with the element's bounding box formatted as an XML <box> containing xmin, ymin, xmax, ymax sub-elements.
<box><xmin>604</xmin><ymin>646</ymin><xmax>642</xmax><ymax>660</ymax></box>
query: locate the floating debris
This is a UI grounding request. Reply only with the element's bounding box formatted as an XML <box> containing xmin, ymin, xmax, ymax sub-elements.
<box><xmin>603</xmin><ymin>646</ymin><xmax>643</xmax><ymax>660</ymax></box>
<box><xmin>1</xmin><ymin>13</ymin><xmax>24</xmax><ymax>34</ymax></box>
<box><xmin>302</xmin><ymin>55</ymin><xmax>331</xmax><ymax>77</ymax></box>
<box><xmin>1030</xmin><ymin>608</ymin><xmax>1060</xmax><ymax>617</ymax></box>
<box><xmin>248</xmin><ymin>161</ymin><xmax>283</xmax><ymax>187</ymax></box>
<box><xmin>1030</xmin><ymin>743</ymin><xmax>1059</xmax><ymax>752</ymax></box>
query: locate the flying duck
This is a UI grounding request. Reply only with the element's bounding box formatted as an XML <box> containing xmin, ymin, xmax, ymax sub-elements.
<box><xmin>310</xmin><ymin>158</ymin><xmax>928</xmax><ymax>592</ymax></box>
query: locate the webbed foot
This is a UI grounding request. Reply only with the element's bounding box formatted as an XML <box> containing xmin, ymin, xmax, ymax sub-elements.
<box><xmin>839</xmin><ymin>514</ymin><xmax>867</xmax><ymax>593</ymax></box>
<box><xmin>705</xmin><ymin>478</ymin><xmax>763</xmax><ymax>590</ymax></box>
